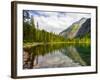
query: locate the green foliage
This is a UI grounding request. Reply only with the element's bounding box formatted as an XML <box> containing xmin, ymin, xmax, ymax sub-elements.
<box><xmin>71</xmin><ymin>24</ymin><xmax>79</xmax><ymax>32</ymax></box>
<box><xmin>23</xmin><ymin>22</ymin><xmax>36</xmax><ymax>43</ymax></box>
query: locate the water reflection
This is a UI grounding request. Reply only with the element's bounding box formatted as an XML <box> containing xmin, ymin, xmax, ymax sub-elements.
<box><xmin>23</xmin><ymin>43</ymin><xmax>90</xmax><ymax>69</ymax></box>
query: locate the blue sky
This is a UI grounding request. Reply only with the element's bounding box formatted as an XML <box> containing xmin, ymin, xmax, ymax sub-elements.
<box><xmin>27</xmin><ymin>10</ymin><xmax>91</xmax><ymax>34</ymax></box>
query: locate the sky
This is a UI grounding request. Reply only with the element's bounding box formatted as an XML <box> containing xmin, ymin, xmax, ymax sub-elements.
<box><xmin>26</xmin><ymin>10</ymin><xmax>91</xmax><ymax>34</ymax></box>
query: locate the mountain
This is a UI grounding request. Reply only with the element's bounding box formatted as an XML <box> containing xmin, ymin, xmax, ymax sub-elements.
<box><xmin>59</xmin><ymin>18</ymin><xmax>91</xmax><ymax>39</ymax></box>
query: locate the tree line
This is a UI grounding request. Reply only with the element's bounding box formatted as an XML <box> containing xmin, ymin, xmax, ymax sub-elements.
<box><xmin>23</xmin><ymin>21</ymin><xmax>66</xmax><ymax>43</ymax></box>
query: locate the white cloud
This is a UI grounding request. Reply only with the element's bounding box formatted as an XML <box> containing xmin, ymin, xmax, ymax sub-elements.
<box><xmin>31</xmin><ymin>11</ymin><xmax>91</xmax><ymax>34</ymax></box>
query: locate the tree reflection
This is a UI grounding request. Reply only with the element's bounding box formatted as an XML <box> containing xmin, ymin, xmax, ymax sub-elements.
<box><xmin>23</xmin><ymin>43</ymin><xmax>90</xmax><ymax>69</ymax></box>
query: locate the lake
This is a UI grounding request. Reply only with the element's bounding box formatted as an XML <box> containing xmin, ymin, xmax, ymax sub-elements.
<box><xmin>23</xmin><ymin>43</ymin><xmax>91</xmax><ymax>69</ymax></box>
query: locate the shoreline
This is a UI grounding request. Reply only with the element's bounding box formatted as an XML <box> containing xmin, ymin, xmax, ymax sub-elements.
<box><xmin>23</xmin><ymin>42</ymin><xmax>90</xmax><ymax>48</ymax></box>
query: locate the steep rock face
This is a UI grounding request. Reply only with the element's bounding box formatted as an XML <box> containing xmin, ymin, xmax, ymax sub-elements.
<box><xmin>59</xmin><ymin>18</ymin><xmax>91</xmax><ymax>39</ymax></box>
<box><xmin>75</xmin><ymin>18</ymin><xmax>91</xmax><ymax>37</ymax></box>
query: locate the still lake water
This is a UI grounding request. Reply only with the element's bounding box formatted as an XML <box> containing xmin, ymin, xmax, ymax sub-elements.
<box><xmin>23</xmin><ymin>43</ymin><xmax>91</xmax><ymax>69</ymax></box>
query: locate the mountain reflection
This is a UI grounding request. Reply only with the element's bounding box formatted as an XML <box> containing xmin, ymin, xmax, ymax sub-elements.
<box><xmin>23</xmin><ymin>43</ymin><xmax>90</xmax><ymax>69</ymax></box>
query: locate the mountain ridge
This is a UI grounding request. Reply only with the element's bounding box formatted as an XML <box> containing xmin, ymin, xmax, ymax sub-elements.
<box><xmin>59</xmin><ymin>18</ymin><xmax>91</xmax><ymax>39</ymax></box>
